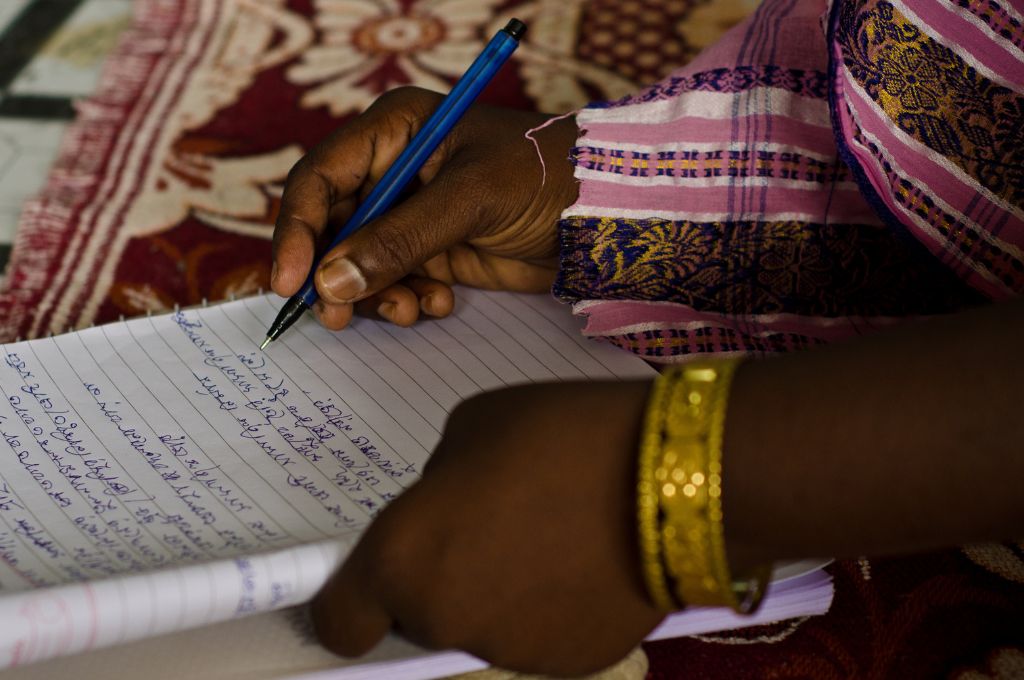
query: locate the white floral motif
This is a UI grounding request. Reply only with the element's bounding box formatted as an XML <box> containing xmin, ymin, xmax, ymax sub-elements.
<box><xmin>289</xmin><ymin>0</ymin><xmax>509</xmax><ymax>115</ymax></box>
<box><xmin>122</xmin><ymin>0</ymin><xmax>313</xmax><ymax>239</ymax></box>
<box><xmin>513</xmin><ymin>0</ymin><xmax>636</xmax><ymax>113</ymax></box>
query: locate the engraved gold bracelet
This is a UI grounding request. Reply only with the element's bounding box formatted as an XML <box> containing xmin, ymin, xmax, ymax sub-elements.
<box><xmin>637</xmin><ymin>357</ymin><xmax>772</xmax><ymax>614</ymax></box>
<box><xmin>637</xmin><ymin>366</ymin><xmax>680</xmax><ymax>611</ymax></box>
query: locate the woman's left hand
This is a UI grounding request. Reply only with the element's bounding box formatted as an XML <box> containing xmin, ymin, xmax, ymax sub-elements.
<box><xmin>310</xmin><ymin>380</ymin><xmax>664</xmax><ymax>677</ymax></box>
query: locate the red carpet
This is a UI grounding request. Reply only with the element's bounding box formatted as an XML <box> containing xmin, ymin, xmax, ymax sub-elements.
<box><xmin>0</xmin><ymin>0</ymin><xmax>724</xmax><ymax>339</ymax></box>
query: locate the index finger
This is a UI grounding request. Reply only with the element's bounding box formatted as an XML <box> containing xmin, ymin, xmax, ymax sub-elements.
<box><xmin>272</xmin><ymin>97</ymin><xmax>394</xmax><ymax>297</ymax></box>
<box><xmin>272</xmin><ymin>164</ymin><xmax>335</xmax><ymax>296</ymax></box>
<box><xmin>272</xmin><ymin>89</ymin><xmax>444</xmax><ymax>298</ymax></box>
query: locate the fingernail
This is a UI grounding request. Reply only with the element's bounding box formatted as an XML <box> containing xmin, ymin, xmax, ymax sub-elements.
<box><xmin>377</xmin><ymin>302</ymin><xmax>396</xmax><ymax>323</ymax></box>
<box><xmin>270</xmin><ymin>262</ymin><xmax>279</xmax><ymax>288</ymax></box>
<box><xmin>318</xmin><ymin>257</ymin><xmax>367</xmax><ymax>303</ymax></box>
<box><xmin>420</xmin><ymin>293</ymin><xmax>437</xmax><ymax>316</ymax></box>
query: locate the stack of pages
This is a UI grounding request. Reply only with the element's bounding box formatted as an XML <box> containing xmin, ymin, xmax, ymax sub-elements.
<box><xmin>0</xmin><ymin>290</ymin><xmax>833</xmax><ymax>679</ymax></box>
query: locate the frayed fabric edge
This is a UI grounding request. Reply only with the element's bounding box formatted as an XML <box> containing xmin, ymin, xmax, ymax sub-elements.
<box><xmin>523</xmin><ymin>110</ymin><xmax>578</xmax><ymax>188</ymax></box>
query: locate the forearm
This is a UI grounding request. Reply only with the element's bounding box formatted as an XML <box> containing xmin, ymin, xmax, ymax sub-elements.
<box><xmin>723</xmin><ymin>298</ymin><xmax>1024</xmax><ymax>570</ymax></box>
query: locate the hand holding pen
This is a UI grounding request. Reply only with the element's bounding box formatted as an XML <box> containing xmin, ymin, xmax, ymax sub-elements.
<box><xmin>266</xmin><ymin>20</ymin><xmax>579</xmax><ymax>346</ymax></box>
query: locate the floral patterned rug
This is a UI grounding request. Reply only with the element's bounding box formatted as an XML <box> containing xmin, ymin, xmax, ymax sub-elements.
<box><xmin>1</xmin><ymin>1</ymin><xmax>1021</xmax><ymax>678</ymax></box>
<box><xmin>0</xmin><ymin>0</ymin><xmax>758</xmax><ymax>339</ymax></box>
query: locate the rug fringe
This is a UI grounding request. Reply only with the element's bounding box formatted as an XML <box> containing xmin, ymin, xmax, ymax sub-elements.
<box><xmin>0</xmin><ymin>0</ymin><xmax>198</xmax><ymax>341</ymax></box>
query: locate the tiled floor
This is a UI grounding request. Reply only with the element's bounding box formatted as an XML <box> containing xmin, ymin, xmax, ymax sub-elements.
<box><xmin>0</xmin><ymin>0</ymin><xmax>131</xmax><ymax>266</ymax></box>
<box><xmin>0</xmin><ymin>118</ymin><xmax>68</xmax><ymax>240</ymax></box>
<box><xmin>0</xmin><ymin>1</ymin><xmax>32</xmax><ymax>31</ymax></box>
<box><xmin>10</xmin><ymin>0</ymin><xmax>131</xmax><ymax>98</ymax></box>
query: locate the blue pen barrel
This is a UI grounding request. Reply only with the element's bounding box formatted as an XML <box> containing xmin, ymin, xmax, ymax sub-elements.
<box><xmin>334</xmin><ymin>28</ymin><xmax>519</xmax><ymax>242</ymax></box>
<box><xmin>296</xmin><ymin>23</ymin><xmax>523</xmax><ymax>308</ymax></box>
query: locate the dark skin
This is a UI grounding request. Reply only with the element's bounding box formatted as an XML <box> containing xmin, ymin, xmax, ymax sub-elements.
<box><xmin>272</xmin><ymin>86</ymin><xmax>577</xmax><ymax>329</ymax></box>
<box><xmin>725</xmin><ymin>299</ymin><xmax>1024</xmax><ymax>572</ymax></box>
<box><xmin>273</xmin><ymin>87</ymin><xmax>1024</xmax><ymax>676</ymax></box>
<box><xmin>309</xmin><ymin>382</ymin><xmax>662</xmax><ymax>675</ymax></box>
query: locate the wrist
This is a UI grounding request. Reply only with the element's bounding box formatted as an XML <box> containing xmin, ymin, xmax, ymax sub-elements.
<box><xmin>720</xmin><ymin>359</ymin><xmax>781</xmax><ymax>574</ymax></box>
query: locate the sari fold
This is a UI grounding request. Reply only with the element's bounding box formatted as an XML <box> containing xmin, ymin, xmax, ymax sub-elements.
<box><xmin>554</xmin><ymin>0</ymin><xmax>1021</xmax><ymax>361</ymax></box>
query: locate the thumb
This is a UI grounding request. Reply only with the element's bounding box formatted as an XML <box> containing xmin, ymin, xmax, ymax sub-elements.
<box><xmin>314</xmin><ymin>170</ymin><xmax>483</xmax><ymax>304</ymax></box>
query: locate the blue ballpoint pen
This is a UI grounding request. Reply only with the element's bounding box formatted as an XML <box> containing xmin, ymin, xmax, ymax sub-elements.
<box><xmin>260</xmin><ymin>19</ymin><xmax>527</xmax><ymax>350</ymax></box>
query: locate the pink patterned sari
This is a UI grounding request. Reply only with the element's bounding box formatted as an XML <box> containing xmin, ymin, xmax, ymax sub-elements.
<box><xmin>554</xmin><ymin>0</ymin><xmax>1023</xmax><ymax>361</ymax></box>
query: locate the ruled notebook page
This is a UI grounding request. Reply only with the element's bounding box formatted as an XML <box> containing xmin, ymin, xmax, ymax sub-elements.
<box><xmin>0</xmin><ymin>289</ymin><xmax>654</xmax><ymax>669</ymax></box>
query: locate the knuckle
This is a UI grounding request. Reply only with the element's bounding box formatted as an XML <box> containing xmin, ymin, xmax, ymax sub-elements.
<box><xmin>365</xmin><ymin>225</ymin><xmax>425</xmax><ymax>274</ymax></box>
<box><xmin>380</xmin><ymin>85</ymin><xmax>418</xmax><ymax>102</ymax></box>
<box><xmin>378</xmin><ymin>85</ymin><xmax>434</xmax><ymax>106</ymax></box>
<box><xmin>436</xmin><ymin>171</ymin><xmax>490</xmax><ymax>231</ymax></box>
<box><xmin>372</xmin><ymin>87</ymin><xmax>445</xmax><ymax>130</ymax></box>
<box><xmin>305</xmin><ymin>141</ymin><xmax>334</xmax><ymax>170</ymax></box>
<box><xmin>283</xmin><ymin>157</ymin><xmax>334</xmax><ymax>204</ymax></box>
<box><xmin>284</xmin><ymin>155</ymin><xmax>314</xmax><ymax>188</ymax></box>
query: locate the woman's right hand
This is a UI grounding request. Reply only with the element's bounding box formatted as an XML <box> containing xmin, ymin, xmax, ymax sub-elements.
<box><xmin>271</xmin><ymin>86</ymin><xmax>579</xmax><ymax>330</ymax></box>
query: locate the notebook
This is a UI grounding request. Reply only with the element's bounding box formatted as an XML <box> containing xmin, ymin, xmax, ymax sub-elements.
<box><xmin>0</xmin><ymin>289</ymin><xmax>833</xmax><ymax>676</ymax></box>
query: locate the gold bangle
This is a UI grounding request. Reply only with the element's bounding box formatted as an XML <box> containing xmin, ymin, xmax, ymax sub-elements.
<box><xmin>637</xmin><ymin>369</ymin><xmax>681</xmax><ymax>611</ymax></box>
<box><xmin>640</xmin><ymin>358</ymin><xmax>771</xmax><ymax>614</ymax></box>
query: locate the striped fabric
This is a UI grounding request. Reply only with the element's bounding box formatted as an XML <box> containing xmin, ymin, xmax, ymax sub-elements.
<box><xmin>832</xmin><ymin>0</ymin><xmax>1024</xmax><ymax>298</ymax></box>
<box><xmin>553</xmin><ymin>0</ymin><xmax>1023</xmax><ymax>361</ymax></box>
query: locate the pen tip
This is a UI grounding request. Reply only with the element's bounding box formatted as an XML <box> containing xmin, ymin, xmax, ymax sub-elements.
<box><xmin>259</xmin><ymin>337</ymin><xmax>272</xmax><ymax>351</ymax></box>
